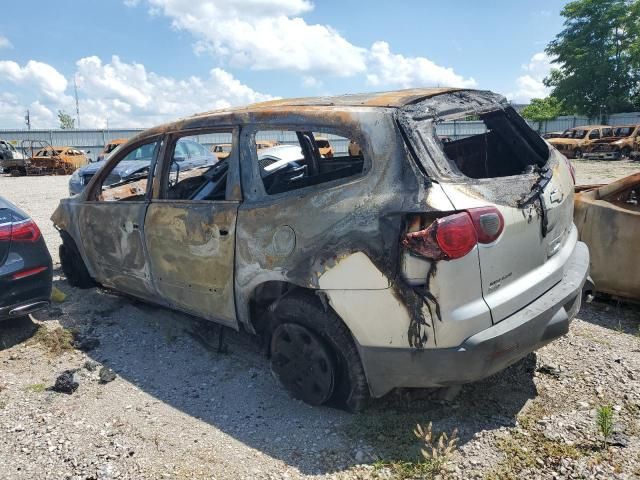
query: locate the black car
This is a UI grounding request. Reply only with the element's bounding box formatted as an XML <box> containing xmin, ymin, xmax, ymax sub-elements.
<box><xmin>0</xmin><ymin>197</ymin><xmax>52</xmax><ymax>320</ymax></box>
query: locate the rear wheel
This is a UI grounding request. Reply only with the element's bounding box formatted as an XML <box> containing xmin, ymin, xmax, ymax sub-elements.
<box><xmin>269</xmin><ymin>292</ymin><xmax>370</xmax><ymax>411</ymax></box>
<box><xmin>59</xmin><ymin>231</ymin><xmax>95</xmax><ymax>289</ymax></box>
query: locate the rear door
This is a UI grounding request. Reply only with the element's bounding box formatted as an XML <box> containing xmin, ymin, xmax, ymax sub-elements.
<box><xmin>143</xmin><ymin>129</ymin><xmax>239</xmax><ymax>327</ymax></box>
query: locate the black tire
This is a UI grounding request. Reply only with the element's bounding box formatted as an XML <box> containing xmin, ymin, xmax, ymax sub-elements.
<box><xmin>59</xmin><ymin>231</ymin><xmax>96</xmax><ymax>289</ymax></box>
<box><xmin>574</xmin><ymin>148</ymin><xmax>583</xmax><ymax>159</ymax></box>
<box><xmin>269</xmin><ymin>291</ymin><xmax>370</xmax><ymax>412</ymax></box>
<box><xmin>621</xmin><ymin>146</ymin><xmax>631</xmax><ymax>159</ymax></box>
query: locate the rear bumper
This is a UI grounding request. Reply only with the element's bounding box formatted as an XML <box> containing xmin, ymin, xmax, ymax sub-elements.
<box><xmin>0</xmin><ymin>257</ymin><xmax>53</xmax><ymax>321</ymax></box>
<box><xmin>359</xmin><ymin>241</ymin><xmax>590</xmax><ymax>397</ymax></box>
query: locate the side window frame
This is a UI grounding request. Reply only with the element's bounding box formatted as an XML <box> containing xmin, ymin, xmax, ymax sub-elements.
<box><xmin>240</xmin><ymin>123</ymin><xmax>370</xmax><ymax>203</ymax></box>
<box><xmin>153</xmin><ymin>126</ymin><xmax>241</xmax><ymax>203</ymax></box>
<box><xmin>85</xmin><ymin>135</ymin><xmax>163</xmax><ymax>202</ymax></box>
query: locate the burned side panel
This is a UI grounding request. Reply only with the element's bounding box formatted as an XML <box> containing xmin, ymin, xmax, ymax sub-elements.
<box><xmin>144</xmin><ymin>202</ymin><xmax>238</xmax><ymax>326</ymax></box>
<box><xmin>76</xmin><ymin>202</ymin><xmax>155</xmax><ymax>300</ymax></box>
<box><xmin>574</xmin><ymin>173</ymin><xmax>640</xmax><ymax>300</ymax></box>
<box><xmin>234</xmin><ymin>109</ymin><xmax>442</xmax><ymax>348</ymax></box>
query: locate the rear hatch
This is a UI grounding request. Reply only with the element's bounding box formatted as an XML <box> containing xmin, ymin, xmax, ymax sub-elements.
<box><xmin>398</xmin><ymin>91</ymin><xmax>576</xmax><ymax>325</ymax></box>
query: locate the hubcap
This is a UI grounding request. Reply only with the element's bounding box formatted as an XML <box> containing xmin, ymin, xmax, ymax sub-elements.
<box><xmin>270</xmin><ymin>323</ymin><xmax>335</xmax><ymax>405</ymax></box>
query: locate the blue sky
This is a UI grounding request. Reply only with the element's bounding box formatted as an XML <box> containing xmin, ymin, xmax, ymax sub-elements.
<box><xmin>0</xmin><ymin>0</ymin><xmax>567</xmax><ymax>128</ymax></box>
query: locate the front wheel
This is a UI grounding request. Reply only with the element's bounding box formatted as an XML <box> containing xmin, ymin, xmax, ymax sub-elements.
<box><xmin>59</xmin><ymin>231</ymin><xmax>96</xmax><ymax>289</ymax></box>
<box><xmin>621</xmin><ymin>146</ymin><xmax>631</xmax><ymax>159</ymax></box>
<box><xmin>269</xmin><ymin>292</ymin><xmax>370</xmax><ymax>411</ymax></box>
<box><xmin>573</xmin><ymin>148</ymin><xmax>583</xmax><ymax>159</ymax></box>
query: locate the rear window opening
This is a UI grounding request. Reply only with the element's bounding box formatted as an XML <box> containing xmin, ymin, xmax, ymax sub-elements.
<box><xmin>436</xmin><ymin>109</ymin><xmax>550</xmax><ymax>179</ymax></box>
<box><xmin>399</xmin><ymin>92</ymin><xmax>550</xmax><ymax>180</ymax></box>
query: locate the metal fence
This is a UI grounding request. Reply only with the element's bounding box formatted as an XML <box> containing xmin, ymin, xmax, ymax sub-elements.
<box><xmin>2</xmin><ymin>110</ymin><xmax>640</xmax><ymax>160</ymax></box>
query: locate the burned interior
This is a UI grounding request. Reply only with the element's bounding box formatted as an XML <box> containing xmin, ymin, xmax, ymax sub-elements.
<box><xmin>398</xmin><ymin>91</ymin><xmax>550</xmax><ymax>180</ymax></box>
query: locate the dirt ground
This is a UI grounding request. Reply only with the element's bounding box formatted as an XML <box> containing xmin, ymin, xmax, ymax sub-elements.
<box><xmin>0</xmin><ymin>159</ymin><xmax>639</xmax><ymax>479</ymax></box>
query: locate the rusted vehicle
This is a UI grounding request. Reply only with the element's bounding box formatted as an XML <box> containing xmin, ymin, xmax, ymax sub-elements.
<box><xmin>0</xmin><ymin>140</ymin><xmax>27</xmax><ymax>174</ymax></box>
<box><xmin>542</xmin><ymin>131</ymin><xmax>564</xmax><ymax>139</ymax></box>
<box><xmin>96</xmin><ymin>138</ymin><xmax>128</xmax><ymax>163</ymax></box>
<box><xmin>574</xmin><ymin>173</ymin><xmax>640</xmax><ymax>300</ymax></box>
<box><xmin>548</xmin><ymin>125</ymin><xmax>613</xmax><ymax>159</ymax></box>
<box><xmin>211</xmin><ymin>143</ymin><xmax>232</xmax><ymax>160</ymax></box>
<box><xmin>314</xmin><ymin>136</ymin><xmax>334</xmax><ymax>157</ymax></box>
<box><xmin>52</xmin><ymin>88</ymin><xmax>589</xmax><ymax>410</ymax></box>
<box><xmin>584</xmin><ymin>125</ymin><xmax>640</xmax><ymax>160</ymax></box>
<box><xmin>22</xmin><ymin>143</ymin><xmax>88</xmax><ymax>175</ymax></box>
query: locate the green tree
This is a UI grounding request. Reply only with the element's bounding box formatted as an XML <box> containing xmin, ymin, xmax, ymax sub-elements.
<box><xmin>57</xmin><ymin>110</ymin><xmax>75</xmax><ymax>129</ymax></box>
<box><xmin>520</xmin><ymin>97</ymin><xmax>565</xmax><ymax>131</ymax></box>
<box><xmin>545</xmin><ymin>0</ymin><xmax>639</xmax><ymax>118</ymax></box>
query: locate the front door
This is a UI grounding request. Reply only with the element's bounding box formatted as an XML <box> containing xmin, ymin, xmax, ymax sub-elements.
<box><xmin>144</xmin><ymin>130</ymin><xmax>239</xmax><ymax>327</ymax></box>
<box><xmin>78</xmin><ymin>137</ymin><xmax>161</xmax><ymax>300</ymax></box>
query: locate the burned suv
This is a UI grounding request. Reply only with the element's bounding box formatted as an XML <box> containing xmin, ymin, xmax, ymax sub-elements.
<box><xmin>52</xmin><ymin>88</ymin><xmax>589</xmax><ymax>410</ymax></box>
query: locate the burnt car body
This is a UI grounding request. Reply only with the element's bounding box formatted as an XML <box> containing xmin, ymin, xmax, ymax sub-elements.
<box><xmin>52</xmin><ymin>88</ymin><xmax>589</xmax><ymax>410</ymax></box>
<box><xmin>69</xmin><ymin>138</ymin><xmax>217</xmax><ymax>196</ymax></box>
<box><xmin>584</xmin><ymin>125</ymin><xmax>640</xmax><ymax>160</ymax></box>
<box><xmin>0</xmin><ymin>197</ymin><xmax>52</xmax><ymax>320</ymax></box>
<box><xmin>574</xmin><ymin>173</ymin><xmax>640</xmax><ymax>300</ymax></box>
<box><xmin>96</xmin><ymin>138</ymin><xmax>128</xmax><ymax>163</ymax></box>
<box><xmin>548</xmin><ymin>125</ymin><xmax>613</xmax><ymax>159</ymax></box>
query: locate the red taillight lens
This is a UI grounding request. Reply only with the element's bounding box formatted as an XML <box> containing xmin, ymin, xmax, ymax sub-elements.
<box><xmin>12</xmin><ymin>266</ymin><xmax>48</xmax><ymax>280</ymax></box>
<box><xmin>467</xmin><ymin>207</ymin><xmax>504</xmax><ymax>244</ymax></box>
<box><xmin>0</xmin><ymin>219</ymin><xmax>41</xmax><ymax>243</ymax></box>
<box><xmin>435</xmin><ymin>212</ymin><xmax>477</xmax><ymax>259</ymax></box>
<box><xmin>403</xmin><ymin>207</ymin><xmax>504</xmax><ymax>260</ymax></box>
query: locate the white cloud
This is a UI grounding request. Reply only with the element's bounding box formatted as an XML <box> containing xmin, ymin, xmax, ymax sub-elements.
<box><xmin>135</xmin><ymin>0</ymin><xmax>473</xmax><ymax>89</ymax></box>
<box><xmin>0</xmin><ymin>56</ymin><xmax>273</xmax><ymax>128</ymax></box>
<box><xmin>0</xmin><ymin>60</ymin><xmax>68</xmax><ymax>99</ymax></box>
<box><xmin>366</xmin><ymin>41</ymin><xmax>477</xmax><ymax>89</ymax></box>
<box><xmin>145</xmin><ymin>0</ymin><xmax>366</xmax><ymax>75</ymax></box>
<box><xmin>302</xmin><ymin>75</ymin><xmax>322</xmax><ymax>88</ymax></box>
<box><xmin>508</xmin><ymin>52</ymin><xmax>554</xmax><ymax>103</ymax></box>
<box><xmin>0</xmin><ymin>36</ymin><xmax>12</xmax><ymax>49</ymax></box>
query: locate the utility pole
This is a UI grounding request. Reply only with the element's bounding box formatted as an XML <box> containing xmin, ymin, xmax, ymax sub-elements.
<box><xmin>74</xmin><ymin>75</ymin><xmax>81</xmax><ymax>129</ymax></box>
<box><xmin>25</xmin><ymin>109</ymin><xmax>31</xmax><ymax>130</ymax></box>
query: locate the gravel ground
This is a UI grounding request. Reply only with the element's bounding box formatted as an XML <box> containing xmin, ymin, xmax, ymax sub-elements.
<box><xmin>0</xmin><ymin>161</ymin><xmax>639</xmax><ymax>480</ymax></box>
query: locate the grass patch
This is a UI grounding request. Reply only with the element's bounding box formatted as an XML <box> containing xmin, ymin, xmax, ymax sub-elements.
<box><xmin>348</xmin><ymin>413</ymin><xmax>458</xmax><ymax>479</ymax></box>
<box><xmin>348</xmin><ymin>412</ymin><xmax>428</xmax><ymax>461</ymax></box>
<box><xmin>25</xmin><ymin>383</ymin><xmax>46</xmax><ymax>393</ymax></box>
<box><xmin>29</xmin><ymin>325</ymin><xmax>75</xmax><ymax>355</ymax></box>
<box><xmin>487</xmin><ymin>400</ymin><xmax>588</xmax><ymax>479</ymax></box>
<box><xmin>372</xmin><ymin>459</ymin><xmax>443</xmax><ymax>479</ymax></box>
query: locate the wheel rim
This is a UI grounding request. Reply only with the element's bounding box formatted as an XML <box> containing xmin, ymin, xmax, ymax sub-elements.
<box><xmin>270</xmin><ymin>323</ymin><xmax>335</xmax><ymax>405</ymax></box>
<box><xmin>575</xmin><ymin>149</ymin><xmax>582</xmax><ymax>158</ymax></box>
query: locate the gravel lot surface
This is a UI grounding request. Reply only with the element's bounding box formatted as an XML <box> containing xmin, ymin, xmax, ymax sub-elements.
<box><xmin>0</xmin><ymin>160</ymin><xmax>639</xmax><ymax>479</ymax></box>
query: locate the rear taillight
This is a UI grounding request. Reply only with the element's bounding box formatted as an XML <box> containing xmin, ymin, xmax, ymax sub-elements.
<box><xmin>0</xmin><ymin>219</ymin><xmax>42</xmax><ymax>243</ymax></box>
<box><xmin>563</xmin><ymin>156</ymin><xmax>576</xmax><ymax>184</ymax></box>
<box><xmin>467</xmin><ymin>207</ymin><xmax>504</xmax><ymax>244</ymax></box>
<box><xmin>403</xmin><ymin>207</ymin><xmax>504</xmax><ymax>260</ymax></box>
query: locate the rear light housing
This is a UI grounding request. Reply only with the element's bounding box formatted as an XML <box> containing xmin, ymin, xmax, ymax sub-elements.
<box><xmin>0</xmin><ymin>218</ymin><xmax>42</xmax><ymax>243</ymax></box>
<box><xmin>403</xmin><ymin>207</ymin><xmax>504</xmax><ymax>261</ymax></box>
